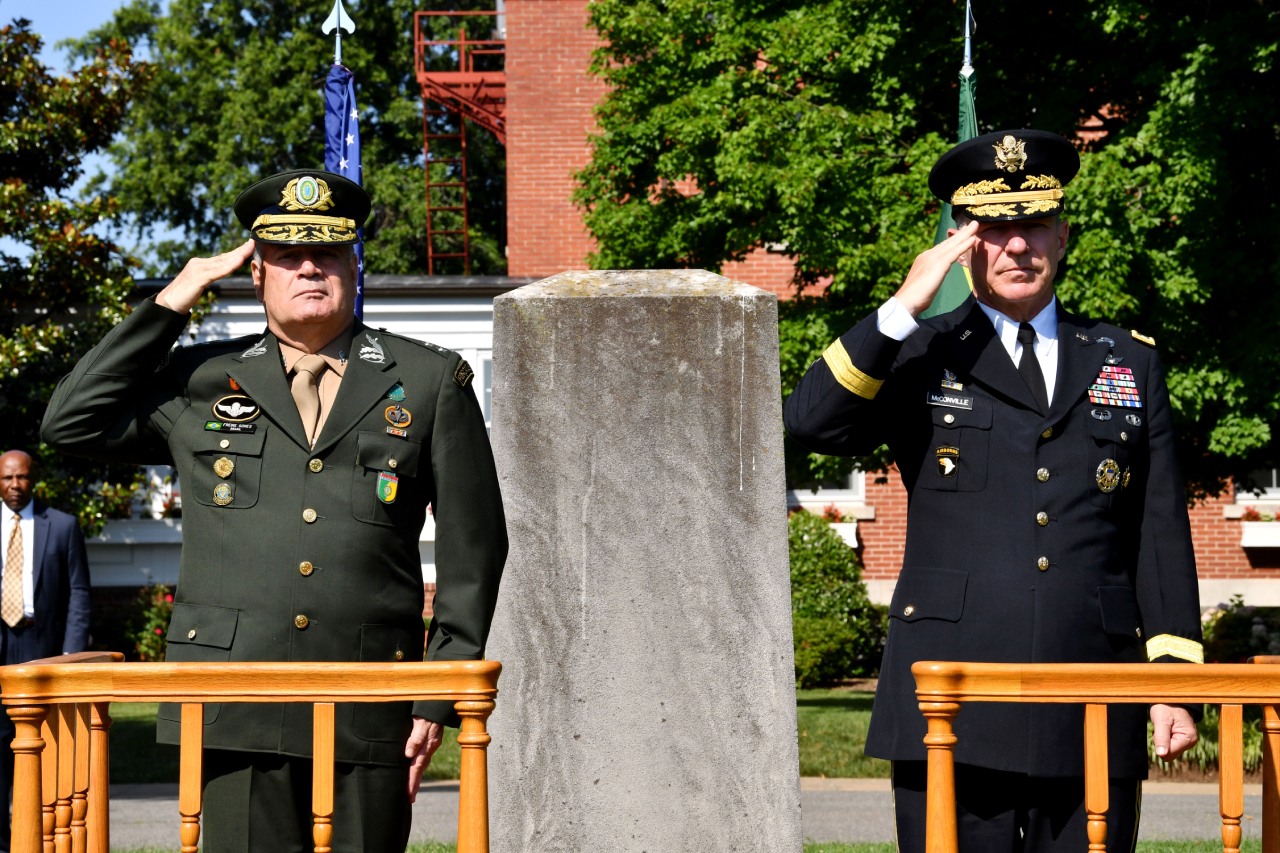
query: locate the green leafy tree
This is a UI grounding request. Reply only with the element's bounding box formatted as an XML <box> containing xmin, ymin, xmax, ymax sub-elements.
<box><xmin>578</xmin><ymin>0</ymin><xmax>1280</xmax><ymax>496</ymax></box>
<box><xmin>0</xmin><ymin>20</ymin><xmax>150</xmax><ymax>533</ymax></box>
<box><xmin>67</xmin><ymin>0</ymin><xmax>506</xmax><ymax>276</ymax></box>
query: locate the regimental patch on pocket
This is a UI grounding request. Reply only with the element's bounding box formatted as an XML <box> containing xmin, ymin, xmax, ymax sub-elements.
<box><xmin>936</xmin><ymin>446</ymin><xmax>959</xmax><ymax>477</ymax></box>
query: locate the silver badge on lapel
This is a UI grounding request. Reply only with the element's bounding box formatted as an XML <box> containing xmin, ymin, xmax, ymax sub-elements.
<box><xmin>1091</xmin><ymin>408</ymin><xmax>1112</xmax><ymax>421</ymax></box>
<box><xmin>359</xmin><ymin>334</ymin><xmax>386</xmax><ymax>364</ymax></box>
<box><xmin>241</xmin><ymin>338</ymin><xmax>268</xmax><ymax>358</ymax></box>
<box><xmin>1096</xmin><ymin>336</ymin><xmax>1116</xmax><ymax>347</ymax></box>
<box><xmin>1125</xmin><ymin>413</ymin><xmax>1143</xmax><ymax>426</ymax></box>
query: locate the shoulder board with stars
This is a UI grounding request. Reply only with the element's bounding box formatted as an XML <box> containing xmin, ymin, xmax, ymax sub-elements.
<box><xmin>1131</xmin><ymin>329</ymin><xmax>1156</xmax><ymax>347</ymax></box>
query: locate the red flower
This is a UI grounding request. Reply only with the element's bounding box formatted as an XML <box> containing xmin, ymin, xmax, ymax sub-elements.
<box><xmin>154</xmin><ymin>628</ymin><xmax>164</xmax><ymax>635</ymax></box>
<box><xmin>165</xmin><ymin>594</ymin><xmax>174</xmax><ymax>603</ymax></box>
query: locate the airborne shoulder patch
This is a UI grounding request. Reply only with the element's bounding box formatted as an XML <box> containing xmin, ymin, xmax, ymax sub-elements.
<box><xmin>454</xmin><ymin>359</ymin><xmax>475</xmax><ymax>388</ymax></box>
<box><xmin>1131</xmin><ymin>329</ymin><xmax>1156</xmax><ymax>347</ymax></box>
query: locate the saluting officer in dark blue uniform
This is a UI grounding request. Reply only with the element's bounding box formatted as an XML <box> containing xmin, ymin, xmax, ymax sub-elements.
<box><xmin>42</xmin><ymin>170</ymin><xmax>507</xmax><ymax>852</ymax></box>
<box><xmin>785</xmin><ymin>130</ymin><xmax>1204</xmax><ymax>853</ymax></box>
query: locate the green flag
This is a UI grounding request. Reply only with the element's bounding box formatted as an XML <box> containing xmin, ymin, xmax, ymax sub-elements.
<box><xmin>920</xmin><ymin>9</ymin><xmax>979</xmax><ymax>319</ymax></box>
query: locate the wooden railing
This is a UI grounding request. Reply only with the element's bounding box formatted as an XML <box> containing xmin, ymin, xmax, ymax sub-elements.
<box><xmin>912</xmin><ymin>660</ymin><xmax>1280</xmax><ymax>853</ymax></box>
<box><xmin>0</xmin><ymin>654</ymin><xmax>501</xmax><ymax>853</ymax></box>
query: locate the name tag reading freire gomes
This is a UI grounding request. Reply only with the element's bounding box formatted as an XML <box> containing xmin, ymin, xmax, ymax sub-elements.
<box><xmin>927</xmin><ymin>391</ymin><xmax>974</xmax><ymax>410</ymax></box>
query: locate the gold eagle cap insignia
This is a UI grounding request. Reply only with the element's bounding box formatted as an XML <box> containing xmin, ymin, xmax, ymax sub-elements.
<box><xmin>992</xmin><ymin>135</ymin><xmax>1028</xmax><ymax>173</ymax></box>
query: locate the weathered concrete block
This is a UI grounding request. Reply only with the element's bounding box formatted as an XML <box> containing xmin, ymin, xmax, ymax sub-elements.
<box><xmin>487</xmin><ymin>269</ymin><xmax>801</xmax><ymax>852</ymax></box>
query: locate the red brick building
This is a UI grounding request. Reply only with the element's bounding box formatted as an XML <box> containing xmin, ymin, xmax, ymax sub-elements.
<box><xmin>498</xmin><ymin>0</ymin><xmax>1278</xmax><ymax>607</ymax></box>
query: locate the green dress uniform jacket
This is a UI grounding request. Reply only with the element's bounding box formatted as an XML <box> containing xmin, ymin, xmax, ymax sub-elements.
<box><xmin>783</xmin><ymin>296</ymin><xmax>1203</xmax><ymax>779</ymax></box>
<box><xmin>41</xmin><ymin>298</ymin><xmax>507</xmax><ymax>767</ymax></box>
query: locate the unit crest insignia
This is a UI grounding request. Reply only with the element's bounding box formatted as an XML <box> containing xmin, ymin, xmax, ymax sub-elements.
<box><xmin>279</xmin><ymin>176</ymin><xmax>335</xmax><ymax>212</ymax></box>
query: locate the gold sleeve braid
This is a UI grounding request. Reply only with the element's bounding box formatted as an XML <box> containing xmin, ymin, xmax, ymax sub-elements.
<box><xmin>1145</xmin><ymin>634</ymin><xmax>1204</xmax><ymax>664</ymax></box>
<box><xmin>821</xmin><ymin>340</ymin><xmax>883</xmax><ymax>400</ymax></box>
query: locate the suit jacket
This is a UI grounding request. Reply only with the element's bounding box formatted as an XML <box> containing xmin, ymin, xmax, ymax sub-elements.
<box><xmin>41</xmin><ymin>299</ymin><xmax>507</xmax><ymax>766</ymax></box>
<box><xmin>784</xmin><ymin>296</ymin><xmax>1203</xmax><ymax>778</ymax></box>
<box><xmin>0</xmin><ymin>502</ymin><xmax>92</xmax><ymax>665</ymax></box>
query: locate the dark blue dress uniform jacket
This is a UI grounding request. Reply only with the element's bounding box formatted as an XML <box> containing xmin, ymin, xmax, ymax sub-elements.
<box><xmin>784</xmin><ymin>296</ymin><xmax>1203</xmax><ymax>778</ymax></box>
<box><xmin>41</xmin><ymin>299</ymin><xmax>507</xmax><ymax>767</ymax></box>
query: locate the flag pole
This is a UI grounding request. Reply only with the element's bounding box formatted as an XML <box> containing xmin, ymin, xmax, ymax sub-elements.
<box><xmin>322</xmin><ymin>0</ymin><xmax>365</xmax><ymax>319</ymax></box>
<box><xmin>920</xmin><ymin>0</ymin><xmax>979</xmax><ymax>319</ymax></box>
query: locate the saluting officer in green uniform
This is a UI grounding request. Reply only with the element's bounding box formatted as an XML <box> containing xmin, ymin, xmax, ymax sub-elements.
<box><xmin>42</xmin><ymin>170</ymin><xmax>507</xmax><ymax>852</ymax></box>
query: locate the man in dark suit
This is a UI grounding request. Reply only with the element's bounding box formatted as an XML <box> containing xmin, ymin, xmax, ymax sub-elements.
<box><xmin>0</xmin><ymin>449</ymin><xmax>92</xmax><ymax>853</ymax></box>
<box><xmin>784</xmin><ymin>130</ymin><xmax>1203</xmax><ymax>852</ymax></box>
<box><xmin>41</xmin><ymin>170</ymin><xmax>507</xmax><ymax>852</ymax></box>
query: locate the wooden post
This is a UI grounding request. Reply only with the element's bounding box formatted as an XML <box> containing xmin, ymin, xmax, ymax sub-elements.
<box><xmin>455</xmin><ymin>699</ymin><xmax>494</xmax><ymax>853</ymax></box>
<box><xmin>1083</xmin><ymin>704</ymin><xmax>1109</xmax><ymax>852</ymax></box>
<box><xmin>1220</xmin><ymin>704</ymin><xmax>1245</xmax><ymax>853</ymax></box>
<box><xmin>178</xmin><ymin>704</ymin><xmax>203</xmax><ymax>853</ymax></box>
<box><xmin>87</xmin><ymin>703</ymin><xmax>111</xmax><ymax>853</ymax></box>
<box><xmin>71</xmin><ymin>704</ymin><xmax>91</xmax><ymax>853</ymax></box>
<box><xmin>8</xmin><ymin>705</ymin><xmax>48</xmax><ymax>853</ymax></box>
<box><xmin>53</xmin><ymin>704</ymin><xmax>75</xmax><ymax>853</ymax></box>
<box><xmin>919</xmin><ymin>699</ymin><xmax>960</xmax><ymax>853</ymax></box>
<box><xmin>313</xmin><ymin>703</ymin><xmax>336</xmax><ymax>853</ymax></box>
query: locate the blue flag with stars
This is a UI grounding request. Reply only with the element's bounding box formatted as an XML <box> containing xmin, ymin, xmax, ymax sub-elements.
<box><xmin>324</xmin><ymin>63</ymin><xmax>364</xmax><ymax>318</ymax></box>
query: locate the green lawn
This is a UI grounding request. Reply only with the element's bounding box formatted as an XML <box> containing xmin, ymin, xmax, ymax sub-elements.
<box><xmin>107</xmin><ymin>703</ymin><xmax>461</xmax><ymax>783</ymax></box>
<box><xmin>797</xmin><ymin>688</ymin><xmax>889</xmax><ymax>778</ymax></box>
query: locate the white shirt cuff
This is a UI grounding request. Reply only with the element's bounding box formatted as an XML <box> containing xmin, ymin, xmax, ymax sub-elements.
<box><xmin>876</xmin><ymin>297</ymin><xmax>920</xmax><ymax>342</ymax></box>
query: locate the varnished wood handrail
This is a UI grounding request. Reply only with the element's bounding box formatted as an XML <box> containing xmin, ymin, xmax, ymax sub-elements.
<box><xmin>912</xmin><ymin>661</ymin><xmax>1280</xmax><ymax>853</ymax></box>
<box><xmin>1</xmin><ymin>658</ymin><xmax>501</xmax><ymax>853</ymax></box>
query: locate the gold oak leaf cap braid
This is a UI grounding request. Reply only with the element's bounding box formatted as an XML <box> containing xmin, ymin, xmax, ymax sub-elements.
<box><xmin>822</xmin><ymin>339</ymin><xmax>884</xmax><ymax>399</ymax></box>
<box><xmin>1145</xmin><ymin>634</ymin><xmax>1205</xmax><ymax>664</ymax></box>
<box><xmin>928</xmin><ymin>129</ymin><xmax>1081</xmax><ymax>223</ymax></box>
<box><xmin>234</xmin><ymin>169</ymin><xmax>371</xmax><ymax>246</ymax></box>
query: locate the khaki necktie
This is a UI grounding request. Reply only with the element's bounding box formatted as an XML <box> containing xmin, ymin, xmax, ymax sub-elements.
<box><xmin>291</xmin><ymin>354</ymin><xmax>328</xmax><ymax>446</ymax></box>
<box><xmin>3</xmin><ymin>512</ymin><xmax>24</xmax><ymax>628</ymax></box>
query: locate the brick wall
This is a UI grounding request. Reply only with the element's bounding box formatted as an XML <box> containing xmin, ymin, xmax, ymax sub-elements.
<box><xmin>505</xmin><ymin>0</ymin><xmax>605</xmax><ymax>277</ymax></box>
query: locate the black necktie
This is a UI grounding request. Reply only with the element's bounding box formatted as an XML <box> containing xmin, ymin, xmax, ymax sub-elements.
<box><xmin>1017</xmin><ymin>322</ymin><xmax>1049</xmax><ymax>414</ymax></box>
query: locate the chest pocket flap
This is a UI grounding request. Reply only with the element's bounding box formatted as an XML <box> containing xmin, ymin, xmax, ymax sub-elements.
<box><xmin>190</xmin><ymin>428</ymin><xmax>267</xmax><ymax>508</ymax></box>
<box><xmin>889</xmin><ymin>568</ymin><xmax>968</xmax><ymax>623</ymax></box>
<box><xmin>356</xmin><ymin>430</ymin><xmax>422</xmax><ymax>477</ymax></box>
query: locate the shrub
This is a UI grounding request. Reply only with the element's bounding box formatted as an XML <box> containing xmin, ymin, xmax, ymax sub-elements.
<box><xmin>789</xmin><ymin>509</ymin><xmax>887</xmax><ymax>685</ymax></box>
<box><xmin>131</xmin><ymin>583</ymin><xmax>174</xmax><ymax>662</ymax></box>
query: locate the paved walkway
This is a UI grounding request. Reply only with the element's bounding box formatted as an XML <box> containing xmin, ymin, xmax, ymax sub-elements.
<box><xmin>105</xmin><ymin>779</ymin><xmax>1260</xmax><ymax>849</ymax></box>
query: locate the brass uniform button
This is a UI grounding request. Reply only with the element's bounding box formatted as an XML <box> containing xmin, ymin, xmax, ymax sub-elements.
<box><xmin>395</xmin><ymin>650</ymin><xmax>405</xmax><ymax>661</ymax></box>
<box><xmin>219</xmin><ymin>439</ymin><xmax>230</xmax><ymax>449</ymax></box>
<box><xmin>943</xmin><ymin>414</ymin><xmax>955</xmax><ymax>425</ymax></box>
<box><xmin>1036</xmin><ymin>468</ymin><xmax>1051</xmax><ymax>483</ymax></box>
<box><xmin>1037</xmin><ymin>556</ymin><xmax>1050</xmax><ymax>572</ymax></box>
<box><xmin>294</xmin><ymin>614</ymin><xmax>309</xmax><ymax>630</ymax></box>
<box><xmin>1041</xmin><ymin>427</ymin><xmax>1053</xmax><ymax>439</ymax></box>
<box><xmin>187</xmin><ymin>629</ymin><xmax>197</xmax><ymax>640</ymax></box>
<box><xmin>299</xmin><ymin>561</ymin><xmax>314</xmax><ymax>577</ymax></box>
<box><xmin>903</xmin><ymin>605</ymin><xmax>915</xmax><ymax>617</ymax></box>
<box><xmin>1136</xmin><ymin>628</ymin><xmax>1143</xmax><ymax>639</ymax></box>
<box><xmin>1036</xmin><ymin>512</ymin><xmax>1049</xmax><ymax>527</ymax></box>
<box><xmin>1120</xmin><ymin>431</ymin><xmax>1129</xmax><ymax>442</ymax></box>
<box><xmin>388</xmin><ymin>458</ymin><xmax>398</xmax><ymax>469</ymax></box>
<box><xmin>308</xmin><ymin>458</ymin><xmax>324</xmax><ymax>473</ymax></box>
<box><xmin>302</xmin><ymin>508</ymin><xmax>317</xmax><ymax>523</ymax></box>
<box><xmin>213</xmin><ymin>456</ymin><xmax>235</xmax><ymax>478</ymax></box>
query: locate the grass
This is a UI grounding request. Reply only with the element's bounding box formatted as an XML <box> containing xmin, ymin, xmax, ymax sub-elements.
<box><xmin>107</xmin><ymin>703</ymin><xmax>461</xmax><ymax>784</ymax></box>
<box><xmin>797</xmin><ymin>688</ymin><xmax>889</xmax><ymax>778</ymax></box>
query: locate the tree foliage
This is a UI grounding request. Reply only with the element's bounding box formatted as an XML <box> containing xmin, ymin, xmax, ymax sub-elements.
<box><xmin>0</xmin><ymin>20</ymin><xmax>150</xmax><ymax>533</ymax></box>
<box><xmin>67</xmin><ymin>0</ymin><xmax>506</xmax><ymax>276</ymax></box>
<box><xmin>577</xmin><ymin>0</ymin><xmax>1280</xmax><ymax>495</ymax></box>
